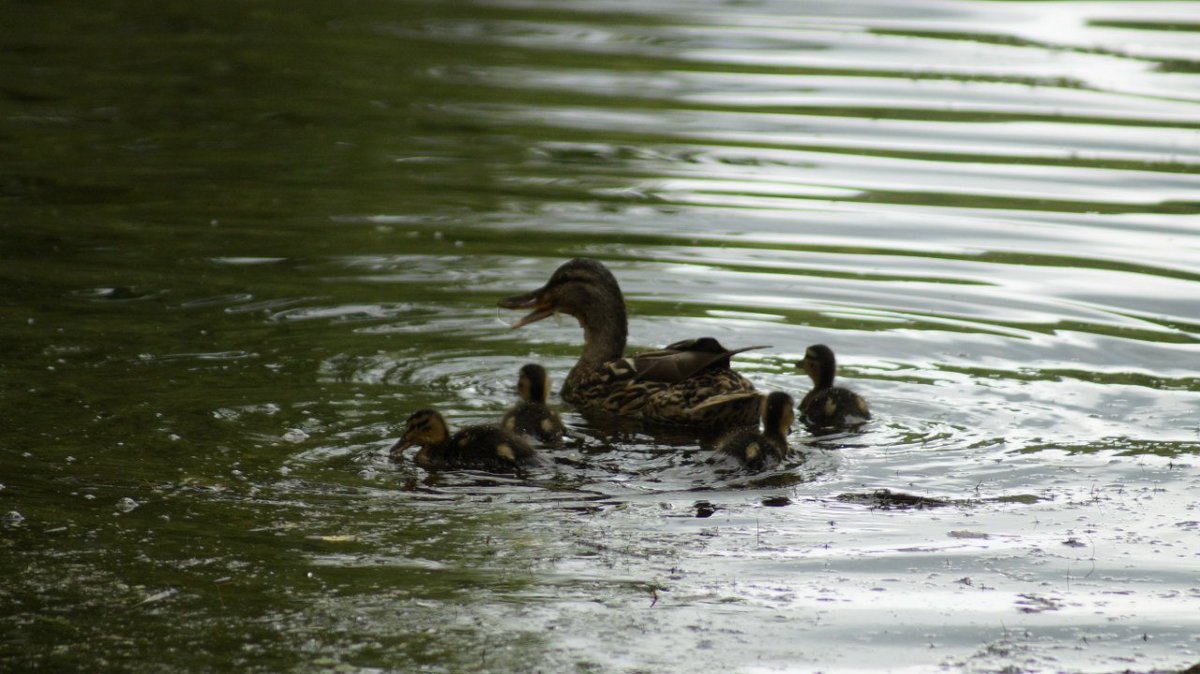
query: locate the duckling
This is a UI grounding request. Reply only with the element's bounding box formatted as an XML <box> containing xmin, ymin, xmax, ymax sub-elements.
<box><xmin>795</xmin><ymin>344</ymin><xmax>870</xmax><ymax>430</ymax></box>
<box><xmin>391</xmin><ymin>408</ymin><xmax>537</xmax><ymax>472</ymax></box>
<box><xmin>498</xmin><ymin>258</ymin><xmax>765</xmax><ymax>428</ymax></box>
<box><xmin>714</xmin><ymin>391</ymin><xmax>795</xmax><ymax>470</ymax></box>
<box><xmin>501</xmin><ymin>363</ymin><xmax>565</xmax><ymax>443</ymax></box>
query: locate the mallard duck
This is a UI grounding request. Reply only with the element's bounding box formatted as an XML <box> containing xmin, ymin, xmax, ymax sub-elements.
<box><xmin>501</xmin><ymin>363</ymin><xmax>565</xmax><ymax>443</ymax></box>
<box><xmin>795</xmin><ymin>344</ymin><xmax>870</xmax><ymax>429</ymax></box>
<box><xmin>498</xmin><ymin>258</ymin><xmax>766</xmax><ymax>428</ymax></box>
<box><xmin>714</xmin><ymin>391</ymin><xmax>794</xmax><ymax>470</ymax></box>
<box><xmin>391</xmin><ymin>408</ymin><xmax>537</xmax><ymax>471</ymax></box>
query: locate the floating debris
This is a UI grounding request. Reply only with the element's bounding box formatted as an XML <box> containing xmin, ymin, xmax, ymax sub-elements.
<box><xmin>837</xmin><ymin>489</ymin><xmax>952</xmax><ymax>510</ymax></box>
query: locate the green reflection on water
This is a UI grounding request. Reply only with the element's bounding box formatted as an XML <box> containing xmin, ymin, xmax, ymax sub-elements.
<box><xmin>1</xmin><ymin>1</ymin><xmax>562</xmax><ymax>670</ymax></box>
<box><xmin>3</xmin><ymin>0</ymin><xmax>1199</xmax><ymax>671</ymax></box>
<box><xmin>1</xmin><ymin>476</ymin><xmax>549</xmax><ymax>671</ymax></box>
<box><xmin>1088</xmin><ymin>20</ymin><xmax>1200</xmax><ymax>33</ymax></box>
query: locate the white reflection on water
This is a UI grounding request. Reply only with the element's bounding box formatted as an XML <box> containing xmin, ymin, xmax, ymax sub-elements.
<box><xmin>308</xmin><ymin>2</ymin><xmax>1200</xmax><ymax>670</ymax></box>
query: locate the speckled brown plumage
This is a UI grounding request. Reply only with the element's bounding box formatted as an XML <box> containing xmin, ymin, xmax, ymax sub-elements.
<box><xmin>499</xmin><ymin>258</ymin><xmax>763</xmax><ymax>428</ymax></box>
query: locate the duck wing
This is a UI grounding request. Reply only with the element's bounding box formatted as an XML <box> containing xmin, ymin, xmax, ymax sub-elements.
<box><xmin>685</xmin><ymin>391</ymin><xmax>763</xmax><ymax>415</ymax></box>
<box><xmin>631</xmin><ymin>337</ymin><xmax>769</xmax><ymax>383</ymax></box>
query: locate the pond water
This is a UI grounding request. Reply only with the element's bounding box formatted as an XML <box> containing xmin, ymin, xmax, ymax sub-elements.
<box><xmin>2</xmin><ymin>0</ymin><xmax>1199</xmax><ymax>672</ymax></box>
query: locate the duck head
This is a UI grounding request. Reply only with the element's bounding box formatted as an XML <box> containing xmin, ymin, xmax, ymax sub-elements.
<box><xmin>517</xmin><ymin>363</ymin><xmax>551</xmax><ymax>404</ymax></box>
<box><xmin>499</xmin><ymin>258</ymin><xmax>628</xmax><ymax>365</ymax></box>
<box><xmin>762</xmin><ymin>391</ymin><xmax>795</xmax><ymax>438</ymax></box>
<box><xmin>391</xmin><ymin>408</ymin><xmax>449</xmax><ymax>455</ymax></box>
<box><xmin>796</xmin><ymin>344</ymin><xmax>837</xmax><ymax>389</ymax></box>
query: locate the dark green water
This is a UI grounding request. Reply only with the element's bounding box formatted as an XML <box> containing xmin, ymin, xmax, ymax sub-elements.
<box><xmin>3</xmin><ymin>1</ymin><xmax>1199</xmax><ymax>672</ymax></box>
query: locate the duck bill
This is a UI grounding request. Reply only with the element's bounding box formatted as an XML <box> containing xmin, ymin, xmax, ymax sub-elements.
<box><xmin>795</xmin><ymin>357</ymin><xmax>819</xmax><ymax>382</ymax></box>
<box><xmin>498</xmin><ymin>291</ymin><xmax>555</xmax><ymax>329</ymax></box>
<box><xmin>390</xmin><ymin>439</ymin><xmax>414</xmax><ymax>455</ymax></box>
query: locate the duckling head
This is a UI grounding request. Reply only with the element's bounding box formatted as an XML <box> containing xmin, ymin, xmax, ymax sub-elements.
<box><xmin>517</xmin><ymin>363</ymin><xmax>551</xmax><ymax>404</ymax></box>
<box><xmin>796</xmin><ymin>344</ymin><xmax>837</xmax><ymax>389</ymax></box>
<box><xmin>762</xmin><ymin>391</ymin><xmax>795</xmax><ymax>437</ymax></box>
<box><xmin>392</xmin><ymin>408</ymin><xmax>449</xmax><ymax>454</ymax></box>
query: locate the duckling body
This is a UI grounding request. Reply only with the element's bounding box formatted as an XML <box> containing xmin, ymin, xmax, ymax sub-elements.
<box><xmin>502</xmin><ymin>363</ymin><xmax>565</xmax><ymax>443</ymax></box>
<box><xmin>499</xmin><ymin>258</ymin><xmax>764</xmax><ymax>428</ymax></box>
<box><xmin>796</xmin><ymin>344</ymin><xmax>870</xmax><ymax>430</ymax></box>
<box><xmin>715</xmin><ymin>391</ymin><xmax>794</xmax><ymax>470</ymax></box>
<box><xmin>392</xmin><ymin>408</ymin><xmax>537</xmax><ymax>472</ymax></box>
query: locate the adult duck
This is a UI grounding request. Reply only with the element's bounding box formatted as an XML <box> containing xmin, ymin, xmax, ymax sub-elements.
<box><xmin>498</xmin><ymin>258</ymin><xmax>764</xmax><ymax>428</ymax></box>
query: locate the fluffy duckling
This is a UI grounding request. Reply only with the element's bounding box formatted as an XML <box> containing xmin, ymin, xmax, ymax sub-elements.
<box><xmin>714</xmin><ymin>391</ymin><xmax>794</xmax><ymax>470</ymax></box>
<box><xmin>502</xmin><ymin>364</ymin><xmax>565</xmax><ymax>443</ymax></box>
<box><xmin>391</xmin><ymin>408</ymin><xmax>537</xmax><ymax>471</ymax></box>
<box><xmin>795</xmin><ymin>344</ymin><xmax>870</xmax><ymax>430</ymax></box>
<box><xmin>498</xmin><ymin>258</ymin><xmax>763</xmax><ymax>428</ymax></box>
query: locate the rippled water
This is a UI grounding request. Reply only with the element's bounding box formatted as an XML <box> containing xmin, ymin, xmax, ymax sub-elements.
<box><xmin>3</xmin><ymin>0</ymin><xmax>1199</xmax><ymax>672</ymax></box>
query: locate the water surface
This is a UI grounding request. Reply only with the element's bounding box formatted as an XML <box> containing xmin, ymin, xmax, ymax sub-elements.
<box><xmin>2</xmin><ymin>0</ymin><xmax>1199</xmax><ymax>672</ymax></box>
